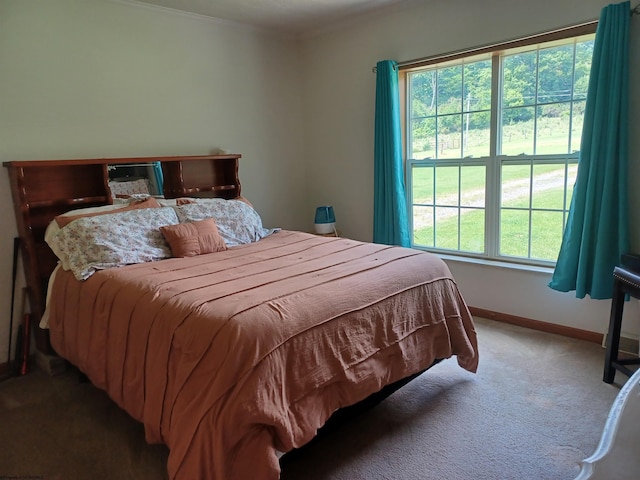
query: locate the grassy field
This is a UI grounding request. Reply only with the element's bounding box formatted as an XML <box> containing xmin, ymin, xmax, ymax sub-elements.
<box><xmin>410</xmin><ymin>119</ymin><xmax>579</xmax><ymax>261</ymax></box>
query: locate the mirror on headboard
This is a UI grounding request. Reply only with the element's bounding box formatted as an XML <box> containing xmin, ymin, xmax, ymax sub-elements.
<box><xmin>107</xmin><ymin>162</ymin><xmax>164</xmax><ymax>197</ymax></box>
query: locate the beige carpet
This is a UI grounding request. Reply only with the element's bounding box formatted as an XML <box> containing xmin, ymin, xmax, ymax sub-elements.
<box><xmin>0</xmin><ymin>318</ymin><xmax>625</xmax><ymax>480</ymax></box>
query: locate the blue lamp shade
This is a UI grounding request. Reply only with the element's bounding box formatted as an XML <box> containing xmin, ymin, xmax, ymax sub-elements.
<box><xmin>314</xmin><ymin>205</ymin><xmax>336</xmax><ymax>234</ymax></box>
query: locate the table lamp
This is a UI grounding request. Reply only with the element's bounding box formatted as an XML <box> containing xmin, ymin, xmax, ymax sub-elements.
<box><xmin>314</xmin><ymin>205</ymin><xmax>336</xmax><ymax>234</ymax></box>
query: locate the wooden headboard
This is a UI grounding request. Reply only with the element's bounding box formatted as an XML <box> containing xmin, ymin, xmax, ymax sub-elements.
<box><xmin>3</xmin><ymin>154</ymin><xmax>241</xmax><ymax>354</ymax></box>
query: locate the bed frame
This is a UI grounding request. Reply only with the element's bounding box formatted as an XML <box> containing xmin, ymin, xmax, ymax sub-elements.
<box><xmin>3</xmin><ymin>154</ymin><xmax>242</xmax><ymax>355</ymax></box>
<box><xmin>5</xmin><ymin>153</ymin><xmax>438</xmax><ymax>462</ymax></box>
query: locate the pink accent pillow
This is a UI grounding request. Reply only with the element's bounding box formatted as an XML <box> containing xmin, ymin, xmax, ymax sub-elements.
<box><xmin>160</xmin><ymin>218</ymin><xmax>227</xmax><ymax>257</ymax></box>
<box><xmin>175</xmin><ymin>197</ymin><xmax>198</xmax><ymax>205</ymax></box>
<box><xmin>55</xmin><ymin>197</ymin><xmax>162</xmax><ymax>228</ymax></box>
<box><xmin>234</xmin><ymin>196</ymin><xmax>253</xmax><ymax>208</ymax></box>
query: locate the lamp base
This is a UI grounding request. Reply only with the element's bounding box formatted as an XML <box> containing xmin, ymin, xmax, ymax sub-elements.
<box><xmin>314</xmin><ymin>222</ymin><xmax>336</xmax><ymax>234</ymax></box>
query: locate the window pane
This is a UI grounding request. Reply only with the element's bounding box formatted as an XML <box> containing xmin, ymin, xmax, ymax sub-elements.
<box><xmin>500</xmin><ymin>209</ymin><xmax>530</xmax><ymax>257</ymax></box>
<box><xmin>411</xmin><ymin>71</ymin><xmax>436</xmax><ymax>117</ymax></box>
<box><xmin>502</xmin><ymin>164</ymin><xmax>531</xmax><ymax>209</ymax></box>
<box><xmin>574</xmin><ymin>41</ymin><xmax>594</xmax><ymax>100</ymax></box>
<box><xmin>536</xmin><ymin>103</ymin><xmax>571</xmax><ymax>154</ymax></box>
<box><xmin>463</xmin><ymin>111</ymin><xmax>490</xmax><ymax>158</ymax></box>
<box><xmin>464</xmin><ymin>60</ymin><xmax>492</xmax><ymax>111</ymax></box>
<box><xmin>437</xmin><ymin>66</ymin><xmax>462</xmax><ymax>114</ymax></box>
<box><xmin>435</xmin><ymin>165</ymin><xmax>459</xmax><ymax>205</ymax></box>
<box><xmin>502</xmin><ymin>51</ymin><xmax>537</xmax><ymax>108</ymax></box>
<box><xmin>412</xmin><ymin>165</ymin><xmax>434</xmax><ymax>204</ymax></box>
<box><xmin>566</xmin><ymin>163</ymin><xmax>578</xmax><ymax>206</ymax></box>
<box><xmin>537</xmin><ymin>45</ymin><xmax>574</xmax><ymax>103</ymax></box>
<box><xmin>532</xmin><ymin>164</ymin><xmax>566</xmax><ymax>210</ymax></box>
<box><xmin>412</xmin><ymin>205</ymin><xmax>434</xmax><ymax>247</ymax></box>
<box><xmin>435</xmin><ymin>207</ymin><xmax>459</xmax><ymax>249</ymax></box>
<box><xmin>531</xmin><ymin>210</ymin><xmax>564</xmax><ymax>261</ymax></box>
<box><xmin>460</xmin><ymin>208</ymin><xmax>485</xmax><ymax>253</ymax></box>
<box><xmin>411</xmin><ymin>117</ymin><xmax>436</xmax><ymax>159</ymax></box>
<box><xmin>460</xmin><ymin>165</ymin><xmax>485</xmax><ymax>207</ymax></box>
<box><xmin>437</xmin><ymin>115</ymin><xmax>462</xmax><ymax>158</ymax></box>
<box><xmin>501</xmin><ymin>106</ymin><xmax>535</xmax><ymax>155</ymax></box>
<box><xmin>406</xmin><ymin>32</ymin><xmax>594</xmax><ymax>264</ymax></box>
<box><xmin>571</xmin><ymin>100</ymin><xmax>586</xmax><ymax>152</ymax></box>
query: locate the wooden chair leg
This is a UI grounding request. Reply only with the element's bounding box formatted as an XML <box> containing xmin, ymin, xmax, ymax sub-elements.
<box><xmin>603</xmin><ymin>278</ymin><xmax>625</xmax><ymax>384</ymax></box>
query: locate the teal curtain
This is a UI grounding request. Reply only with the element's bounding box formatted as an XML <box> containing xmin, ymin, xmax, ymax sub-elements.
<box><xmin>373</xmin><ymin>60</ymin><xmax>410</xmax><ymax>247</ymax></box>
<box><xmin>153</xmin><ymin>161</ymin><xmax>164</xmax><ymax>195</ymax></box>
<box><xmin>549</xmin><ymin>1</ymin><xmax>630</xmax><ymax>299</ymax></box>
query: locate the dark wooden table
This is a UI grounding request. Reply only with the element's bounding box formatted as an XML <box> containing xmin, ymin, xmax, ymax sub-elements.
<box><xmin>603</xmin><ymin>254</ymin><xmax>640</xmax><ymax>383</ymax></box>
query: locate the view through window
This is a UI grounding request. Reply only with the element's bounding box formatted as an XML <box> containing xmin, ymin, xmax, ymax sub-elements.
<box><xmin>405</xmin><ymin>27</ymin><xmax>596</xmax><ymax>265</ymax></box>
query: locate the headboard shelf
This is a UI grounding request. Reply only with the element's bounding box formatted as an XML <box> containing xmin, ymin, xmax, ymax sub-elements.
<box><xmin>4</xmin><ymin>154</ymin><xmax>242</xmax><ymax>355</ymax></box>
<box><xmin>161</xmin><ymin>155</ymin><xmax>240</xmax><ymax>199</ymax></box>
<box><xmin>180</xmin><ymin>184</ymin><xmax>238</xmax><ymax>195</ymax></box>
<box><xmin>28</xmin><ymin>196</ymin><xmax>111</xmax><ymax>209</ymax></box>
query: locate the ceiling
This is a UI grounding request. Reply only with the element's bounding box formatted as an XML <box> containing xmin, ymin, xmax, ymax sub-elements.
<box><xmin>128</xmin><ymin>0</ymin><xmax>410</xmax><ymax>37</ymax></box>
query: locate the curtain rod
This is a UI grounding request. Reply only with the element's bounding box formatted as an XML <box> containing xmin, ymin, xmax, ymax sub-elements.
<box><xmin>371</xmin><ymin>4</ymin><xmax>638</xmax><ymax>74</ymax></box>
<box><xmin>372</xmin><ymin>19</ymin><xmax>601</xmax><ymax>73</ymax></box>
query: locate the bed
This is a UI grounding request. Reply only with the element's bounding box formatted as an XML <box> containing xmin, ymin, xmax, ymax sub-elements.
<box><xmin>4</xmin><ymin>154</ymin><xmax>479</xmax><ymax>480</ymax></box>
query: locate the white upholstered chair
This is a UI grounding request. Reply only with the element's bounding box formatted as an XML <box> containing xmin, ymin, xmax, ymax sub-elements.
<box><xmin>575</xmin><ymin>367</ymin><xmax>640</xmax><ymax>479</ymax></box>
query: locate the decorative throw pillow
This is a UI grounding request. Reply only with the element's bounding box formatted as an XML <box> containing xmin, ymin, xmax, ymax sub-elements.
<box><xmin>175</xmin><ymin>197</ymin><xmax>198</xmax><ymax>206</ymax></box>
<box><xmin>234</xmin><ymin>196</ymin><xmax>254</xmax><ymax>208</ymax></box>
<box><xmin>160</xmin><ymin>218</ymin><xmax>227</xmax><ymax>257</ymax></box>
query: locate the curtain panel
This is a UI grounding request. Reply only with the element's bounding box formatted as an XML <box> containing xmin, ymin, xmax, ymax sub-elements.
<box><xmin>373</xmin><ymin>60</ymin><xmax>411</xmax><ymax>247</ymax></box>
<box><xmin>549</xmin><ymin>1</ymin><xmax>630</xmax><ymax>299</ymax></box>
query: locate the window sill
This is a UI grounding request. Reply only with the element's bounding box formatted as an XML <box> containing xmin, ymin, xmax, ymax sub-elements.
<box><xmin>435</xmin><ymin>252</ymin><xmax>555</xmax><ymax>275</ymax></box>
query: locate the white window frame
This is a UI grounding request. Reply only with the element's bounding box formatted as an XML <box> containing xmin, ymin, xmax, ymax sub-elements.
<box><xmin>402</xmin><ymin>23</ymin><xmax>597</xmax><ymax>267</ymax></box>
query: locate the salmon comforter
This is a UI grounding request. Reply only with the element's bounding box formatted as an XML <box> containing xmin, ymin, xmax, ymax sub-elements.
<box><xmin>47</xmin><ymin>230</ymin><xmax>479</xmax><ymax>480</ymax></box>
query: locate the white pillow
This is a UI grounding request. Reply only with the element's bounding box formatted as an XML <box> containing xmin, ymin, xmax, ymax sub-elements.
<box><xmin>44</xmin><ymin>203</ymin><xmax>133</xmax><ymax>263</ymax></box>
<box><xmin>47</xmin><ymin>207</ymin><xmax>179</xmax><ymax>280</ymax></box>
<box><xmin>172</xmin><ymin>199</ymin><xmax>277</xmax><ymax>247</ymax></box>
<box><xmin>44</xmin><ymin>198</ymin><xmax>160</xmax><ymax>252</ymax></box>
<box><xmin>108</xmin><ymin>178</ymin><xmax>150</xmax><ymax>197</ymax></box>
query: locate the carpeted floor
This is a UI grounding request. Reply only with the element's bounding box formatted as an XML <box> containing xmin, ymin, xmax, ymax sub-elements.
<box><xmin>0</xmin><ymin>317</ymin><xmax>627</xmax><ymax>480</ymax></box>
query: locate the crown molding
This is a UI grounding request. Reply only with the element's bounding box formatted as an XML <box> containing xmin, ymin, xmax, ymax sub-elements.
<box><xmin>104</xmin><ymin>0</ymin><xmax>296</xmax><ymax>40</ymax></box>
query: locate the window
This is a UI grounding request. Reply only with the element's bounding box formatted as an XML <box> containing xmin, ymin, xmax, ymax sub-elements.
<box><xmin>404</xmin><ymin>25</ymin><xmax>596</xmax><ymax>266</ymax></box>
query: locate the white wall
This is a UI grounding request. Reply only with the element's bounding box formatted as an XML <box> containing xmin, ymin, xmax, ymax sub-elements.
<box><xmin>1</xmin><ymin>0</ymin><xmax>638</xmax><ymax>366</ymax></box>
<box><xmin>0</xmin><ymin>0</ymin><xmax>307</xmax><ymax>363</ymax></box>
<box><xmin>300</xmin><ymin>0</ymin><xmax>640</xmax><ymax>337</ymax></box>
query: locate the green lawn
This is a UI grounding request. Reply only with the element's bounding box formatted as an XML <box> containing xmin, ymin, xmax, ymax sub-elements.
<box><xmin>411</xmin><ymin>162</ymin><xmax>576</xmax><ymax>262</ymax></box>
<box><xmin>410</xmin><ymin>115</ymin><xmax>580</xmax><ymax>262</ymax></box>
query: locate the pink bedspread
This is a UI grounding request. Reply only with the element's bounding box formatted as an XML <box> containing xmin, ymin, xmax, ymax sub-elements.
<box><xmin>47</xmin><ymin>230</ymin><xmax>478</xmax><ymax>480</ymax></box>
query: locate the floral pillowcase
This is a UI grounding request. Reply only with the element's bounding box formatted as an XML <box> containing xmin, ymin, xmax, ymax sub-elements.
<box><xmin>48</xmin><ymin>207</ymin><xmax>179</xmax><ymax>280</ymax></box>
<box><xmin>173</xmin><ymin>199</ymin><xmax>278</xmax><ymax>247</ymax></box>
<box><xmin>47</xmin><ymin>198</ymin><xmax>278</xmax><ymax>281</ymax></box>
